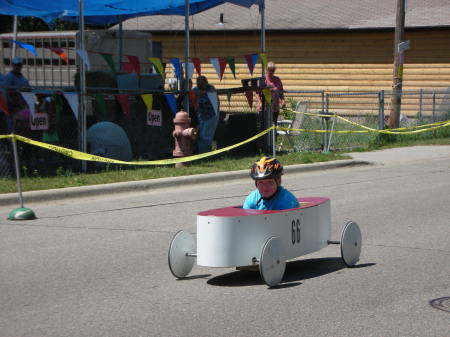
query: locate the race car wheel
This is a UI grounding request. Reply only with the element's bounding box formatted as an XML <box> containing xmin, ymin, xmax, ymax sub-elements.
<box><xmin>340</xmin><ymin>221</ymin><xmax>362</xmax><ymax>267</ymax></box>
<box><xmin>168</xmin><ymin>230</ymin><xmax>196</xmax><ymax>278</ymax></box>
<box><xmin>260</xmin><ymin>236</ymin><xmax>286</xmax><ymax>287</ymax></box>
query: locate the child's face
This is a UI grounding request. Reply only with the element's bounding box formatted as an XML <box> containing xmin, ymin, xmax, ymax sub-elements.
<box><xmin>256</xmin><ymin>178</ymin><xmax>279</xmax><ymax>198</ymax></box>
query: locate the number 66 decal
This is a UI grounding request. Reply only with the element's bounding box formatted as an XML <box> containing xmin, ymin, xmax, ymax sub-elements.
<box><xmin>291</xmin><ymin>219</ymin><xmax>301</xmax><ymax>244</ymax></box>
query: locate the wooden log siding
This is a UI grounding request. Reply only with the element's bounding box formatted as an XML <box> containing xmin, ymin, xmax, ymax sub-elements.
<box><xmin>153</xmin><ymin>30</ymin><xmax>450</xmax><ymax>117</ymax></box>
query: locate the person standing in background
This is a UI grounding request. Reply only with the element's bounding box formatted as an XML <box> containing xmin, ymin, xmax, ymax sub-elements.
<box><xmin>257</xmin><ymin>61</ymin><xmax>286</xmax><ymax>124</ymax></box>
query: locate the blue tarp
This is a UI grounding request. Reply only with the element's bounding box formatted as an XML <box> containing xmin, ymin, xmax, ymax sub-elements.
<box><xmin>0</xmin><ymin>0</ymin><xmax>260</xmax><ymax>25</ymax></box>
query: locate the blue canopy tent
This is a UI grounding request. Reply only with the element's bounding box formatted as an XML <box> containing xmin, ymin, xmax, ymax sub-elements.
<box><xmin>1</xmin><ymin>0</ymin><xmax>266</xmax><ymax>167</ymax></box>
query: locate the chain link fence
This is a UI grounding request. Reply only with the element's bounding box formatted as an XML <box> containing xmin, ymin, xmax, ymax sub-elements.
<box><xmin>1</xmin><ymin>87</ymin><xmax>450</xmax><ymax>187</ymax></box>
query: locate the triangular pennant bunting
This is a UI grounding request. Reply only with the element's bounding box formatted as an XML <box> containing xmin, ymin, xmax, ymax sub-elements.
<box><xmin>182</xmin><ymin>62</ymin><xmax>195</xmax><ymax>80</ymax></box>
<box><xmin>101</xmin><ymin>53</ymin><xmax>117</xmax><ymax>76</ymax></box>
<box><xmin>47</xmin><ymin>47</ymin><xmax>68</xmax><ymax>63</ymax></box>
<box><xmin>227</xmin><ymin>57</ymin><xmax>236</xmax><ymax>79</ymax></box>
<box><xmin>10</xmin><ymin>40</ymin><xmax>37</xmax><ymax>55</ymax></box>
<box><xmin>64</xmin><ymin>92</ymin><xmax>79</xmax><ymax>120</ymax></box>
<box><xmin>170</xmin><ymin>58</ymin><xmax>182</xmax><ymax>79</ymax></box>
<box><xmin>149</xmin><ymin>57</ymin><xmax>165</xmax><ymax>77</ymax></box>
<box><xmin>219</xmin><ymin>58</ymin><xmax>227</xmax><ymax>80</ymax></box>
<box><xmin>262</xmin><ymin>88</ymin><xmax>272</xmax><ymax>105</ymax></box>
<box><xmin>21</xmin><ymin>92</ymin><xmax>36</xmax><ymax>117</ymax></box>
<box><xmin>245</xmin><ymin>90</ymin><xmax>254</xmax><ymax>109</ymax></box>
<box><xmin>210</xmin><ymin>58</ymin><xmax>221</xmax><ymax>80</ymax></box>
<box><xmin>76</xmin><ymin>49</ymin><xmax>90</xmax><ymax>70</ymax></box>
<box><xmin>260</xmin><ymin>53</ymin><xmax>268</xmax><ymax>71</ymax></box>
<box><xmin>122</xmin><ymin>62</ymin><xmax>134</xmax><ymax>74</ymax></box>
<box><xmin>191</xmin><ymin>58</ymin><xmax>201</xmax><ymax>75</ymax></box>
<box><xmin>244</xmin><ymin>53</ymin><xmax>259</xmax><ymax>75</ymax></box>
<box><xmin>164</xmin><ymin>93</ymin><xmax>177</xmax><ymax>116</ymax></box>
<box><xmin>207</xmin><ymin>91</ymin><xmax>219</xmax><ymax>115</ymax></box>
<box><xmin>115</xmin><ymin>94</ymin><xmax>131</xmax><ymax>119</ymax></box>
<box><xmin>126</xmin><ymin>55</ymin><xmax>141</xmax><ymax>75</ymax></box>
<box><xmin>0</xmin><ymin>92</ymin><xmax>9</xmax><ymax>115</ymax></box>
<box><xmin>226</xmin><ymin>90</ymin><xmax>232</xmax><ymax>103</ymax></box>
<box><xmin>93</xmin><ymin>94</ymin><xmax>107</xmax><ymax>119</ymax></box>
<box><xmin>141</xmin><ymin>94</ymin><xmax>153</xmax><ymax>112</ymax></box>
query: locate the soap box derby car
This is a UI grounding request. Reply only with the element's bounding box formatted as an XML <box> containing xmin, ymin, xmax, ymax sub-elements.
<box><xmin>168</xmin><ymin>197</ymin><xmax>362</xmax><ymax>287</ymax></box>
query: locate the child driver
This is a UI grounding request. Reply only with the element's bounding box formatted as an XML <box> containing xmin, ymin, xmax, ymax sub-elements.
<box><xmin>243</xmin><ymin>157</ymin><xmax>299</xmax><ymax>210</ymax></box>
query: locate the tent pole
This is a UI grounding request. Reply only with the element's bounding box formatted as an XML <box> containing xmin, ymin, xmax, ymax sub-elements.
<box><xmin>79</xmin><ymin>0</ymin><xmax>87</xmax><ymax>172</ymax></box>
<box><xmin>12</xmin><ymin>16</ymin><xmax>18</xmax><ymax>58</ymax></box>
<box><xmin>183</xmin><ymin>0</ymin><xmax>190</xmax><ymax>115</ymax></box>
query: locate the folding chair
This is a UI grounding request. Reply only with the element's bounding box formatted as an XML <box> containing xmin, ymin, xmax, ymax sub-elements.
<box><xmin>277</xmin><ymin>101</ymin><xmax>307</xmax><ymax>151</ymax></box>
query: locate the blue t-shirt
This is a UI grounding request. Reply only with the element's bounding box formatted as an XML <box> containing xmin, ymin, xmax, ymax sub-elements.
<box><xmin>243</xmin><ymin>186</ymin><xmax>299</xmax><ymax>210</ymax></box>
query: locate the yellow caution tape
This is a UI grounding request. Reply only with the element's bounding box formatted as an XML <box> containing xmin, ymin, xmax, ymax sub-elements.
<box><xmin>281</xmin><ymin>108</ymin><xmax>450</xmax><ymax>134</ymax></box>
<box><xmin>6</xmin><ymin>126</ymin><xmax>274</xmax><ymax>166</ymax></box>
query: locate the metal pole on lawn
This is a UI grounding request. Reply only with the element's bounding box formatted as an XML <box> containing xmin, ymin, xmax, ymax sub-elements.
<box><xmin>183</xmin><ymin>0</ymin><xmax>190</xmax><ymax>116</ymax></box>
<box><xmin>8</xmin><ymin>135</ymin><xmax>36</xmax><ymax>220</ymax></box>
<box><xmin>378</xmin><ymin>90</ymin><xmax>385</xmax><ymax>130</ymax></box>
<box><xmin>79</xmin><ymin>0</ymin><xmax>87</xmax><ymax>172</ymax></box>
<box><xmin>260</xmin><ymin>0</ymin><xmax>271</xmax><ymax>153</ymax></box>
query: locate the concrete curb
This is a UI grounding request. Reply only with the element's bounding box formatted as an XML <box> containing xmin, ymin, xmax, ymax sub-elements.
<box><xmin>0</xmin><ymin>159</ymin><xmax>371</xmax><ymax>206</ymax></box>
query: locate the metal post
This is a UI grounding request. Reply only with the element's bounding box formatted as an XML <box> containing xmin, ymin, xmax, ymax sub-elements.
<box><xmin>184</xmin><ymin>0</ymin><xmax>190</xmax><ymax>115</ymax></box>
<box><xmin>11</xmin><ymin>136</ymin><xmax>23</xmax><ymax>208</ymax></box>
<box><xmin>378</xmin><ymin>90</ymin><xmax>385</xmax><ymax>130</ymax></box>
<box><xmin>432</xmin><ymin>92</ymin><xmax>436</xmax><ymax>122</ymax></box>
<box><xmin>272</xmin><ymin>122</ymin><xmax>276</xmax><ymax>158</ymax></box>
<box><xmin>418</xmin><ymin>89</ymin><xmax>423</xmax><ymax>120</ymax></box>
<box><xmin>78</xmin><ymin>0</ymin><xmax>87</xmax><ymax>172</ymax></box>
<box><xmin>321</xmin><ymin>90</ymin><xmax>325</xmax><ymax>113</ymax></box>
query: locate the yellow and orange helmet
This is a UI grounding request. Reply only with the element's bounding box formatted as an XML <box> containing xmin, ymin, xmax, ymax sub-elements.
<box><xmin>250</xmin><ymin>157</ymin><xmax>283</xmax><ymax>180</ymax></box>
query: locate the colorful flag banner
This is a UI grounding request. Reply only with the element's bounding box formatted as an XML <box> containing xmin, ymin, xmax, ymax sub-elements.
<box><xmin>101</xmin><ymin>53</ymin><xmax>117</xmax><ymax>76</ymax></box>
<box><xmin>191</xmin><ymin>57</ymin><xmax>201</xmax><ymax>75</ymax></box>
<box><xmin>207</xmin><ymin>91</ymin><xmax>219</xmax><ymax>115</ymax></box>
<box><xmin>170</xmin><ymin>58</ymin><xmax>182</xmax><ymax>79</ymax></box>
<box><xmin>227</xmin><ymin>57</ymin><xmax>236</xmax><ymax>79</ymax></box>
<box><xmin>21</xmin><ymin>92</ymin><xmax>36</xmax><ymax>117</ymax></box>
<box><xmin>189</xmin><ymin>91</ymin><xmax>198</xmax><ymax>110</ymax></box>
<box><xmin>210</xmin><ymin>58</ymin><xmax>221</xmax><ymax>80</ymax></box>
<box><xmin>126</xmin><ymin>55</ymin><xmax>141</xmax><ymax>75</ymax></box>
<box><xmin>76</xmin><ymin>49</ymin><xmax>90</xmax><ymax>70</ymax></box>
<box><xmin>226</xmin><ymin>90</ymin><xmax>232</xmax><ymax>103</ymax></box>
<box><xmin>122</xmin><ymin>62</ymin><xmax>134</xmax><ymax>74</ymax></box>
<box><xmin>93</xmin><ymin>94</ymin><xmax>107</xmax><ymax>119</ymax></box>
<box><xmin>0</xmin><ymin>92</ymin><xmax>9</xmax><ymax>114</ymax></box>
<box><xmin>10</xmin><ymin>40</ymin><xmax>37</xmax><ymax>55</ymax></box>
<box><xmin>262</xmin><ymin>88</ymin><xmax>272</xmax><ymax>105</ymax></box>
<box><xmin>141</xmin><ymin>94</ymin><xmax>153</xmax><ymax>112</ymax></box>
<box><xmin>182</xmin><ymin>62</ymin><xmax>195</xmax><ymax>80</ymax></box>
<box><xmin>115</xmin><ymin>94</ymin><xmax>131</xmax><ymax>119</ymax></box>
<box><xmin>260</xmin><ymin>53</ymin><xmax>268</xmax><ymax>71</ymax></box>
<box><xmin>149</xmin><ymin>57</ymin><xmax>165</xmax><ymax>77</ymax></box>
<box><xmin>245</xmin><ymin>90</ymin><xmax>253</xmax><ymax>109</ymax></box>
<box><xmin>165</xmin><ymin>93</ymin><xmax>177</xmax><ymax>115</ymax></box>
<box><xmin>219</xmin><ymin>58</ymin><xmax>227</xmax><ymax>80</ymax></box>
<box><xmin>64</xmin><ymin>92</ymin><xmax>79</xmax><ymax>120</ymax></box>
<box><xmin>47</xmin><ymin>47</ymin><xmax>68</xmax><ymax>63</ymax></box>
<box><xmin>244</xmin><ymin>53</ymin><xmax>259</xmax><ymax>75</ymax></box>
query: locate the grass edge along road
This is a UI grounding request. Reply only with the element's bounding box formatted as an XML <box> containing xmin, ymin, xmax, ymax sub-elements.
<box><xmin>1</xmin><ymin>135</ymin><xmax>450</xmax><ymax>194</ymax></box>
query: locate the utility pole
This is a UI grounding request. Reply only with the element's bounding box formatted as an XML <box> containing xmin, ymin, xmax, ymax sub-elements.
<box><xmin>389</xmin><ymin>0</ymin><xmax>406</xmax><ymax>129</ymax></box>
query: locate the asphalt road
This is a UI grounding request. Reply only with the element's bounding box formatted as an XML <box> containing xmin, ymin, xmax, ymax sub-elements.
<box><xmin>1</xmin><ymin>146</ymin><xmax>449</xmax><ymax>337</ymax></box>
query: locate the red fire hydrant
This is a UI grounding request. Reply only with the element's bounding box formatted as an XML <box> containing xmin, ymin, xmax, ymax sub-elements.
<box><xmin>173</xmin><ymin>109</ymin><xmax>198</xmax><ymax>168</ymax></box>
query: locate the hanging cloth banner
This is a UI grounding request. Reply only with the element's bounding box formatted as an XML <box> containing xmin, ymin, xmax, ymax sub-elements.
<box><xmin>245</xmin><ymin>90</ymin><xmax>254</xmax><ymax>109</ymax></box>
<box><xmin>76</xmin><ymin>49</ymin><xmax>91</xmax><ymax>70</ymax></box>
<box><xmin>122</xmin><ymin>62</ymin><xmax>134</xmax><ymax>74</ymax></box>
<box><xmin>0</xmin><ymin>92</ymin><xmax>9</xmax><ymax>114</ymax></box>
<box><xmin>164</xmin><ymin>93</ymin><xmax>177</xmax><ymax>116</ymax></box>
<box><xmin>182</xmin><ymin>62</ymin><xmax>195</xmax><ymax>80</ymax></box>
<box><xmin>260</xmin><ymin>53</ymin><xmax>268</xmax><ymax>71</ymax></box>
<box><xmin>262</xmin><ymin>88</ymin><xmax>272</xmax><ymax>105</ymax></box>
<box><xmin>227</xmin><ymin>57</ymin><xmax>236</xmax><ymax>79</ymax></box>
<box><xmin>21</xmin><ymin>92</ymin><xmax>36</xmax><ymax>117</ymax></box>
<box><xmin>101</xmin><ymin>53</ymin><xmax>117</xmax><ymax>76</ymax></box>
<box><xmin>64</xmin><ymin>92</ymin><xmax>79</xmax><ymax>120</ymax></box>
<box><xmin>115</xmin><ymin>94</ymin><xmax>131</xmax><ymax>119</ymax></box>
<box><xmin>189</xmin><ymin>91</ymin><xmax>198</xmax><ymax>110</ymax></box>
<box><xmin>207</xmin><ymin>91</ymin><xmax>219</xmax><ymax>115</ymax></box>
<box><xmin>191</xmin><ymin>58</ymin><xmax>201</xmax><ymax>76</ymax></box>
<box><xmin>47</xmin><ymin>47</ymin><xmax>68</xmax><ymax>63</ymax></box>
<box><xmin>170</xmin><ymin>58</ymin><xmax>182</xmax><ymax>79</ymax></box>
<box><xmin>149</xmin><ymin>57</ymin><xmax>165</xmax><ymax>77</ymax></box>
<box><xmin>93</xmin><ymin>94</ymin><xmax>107</xmax><ymax>119</ymax></box>
<box><xmin>10</xmin><ymin>40</ymin><xmax>37</xmax><ymax>56</ymax></box>
<box><xmin>126</xmin><ymin>55</ymin><xmax>141</xmax><ymax>76</ymax></box>
<box><xmin>226</xmin><ymin>90</ymin><xmax>232</xmax><ymax>103</ymax></box>
<box><xmin>141</xmin><ymin>94</ymin><xmax>153</xmax><ymax>112</ymax></box>
<box><xmin>210</xmin><ymin>58</ymin><xmax>221</xmax><ymax>80</ymax></box>
<box><xmin>244</xmin><ymin>53</ymin><xmax>259</xmax><ymax>75</ymax></box>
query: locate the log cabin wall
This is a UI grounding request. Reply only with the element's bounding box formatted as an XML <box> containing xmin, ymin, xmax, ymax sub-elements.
<box><xmin>153</xmin><ymin>29</ymin><xmax>450</xmax><ymax>117</ymax></box>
